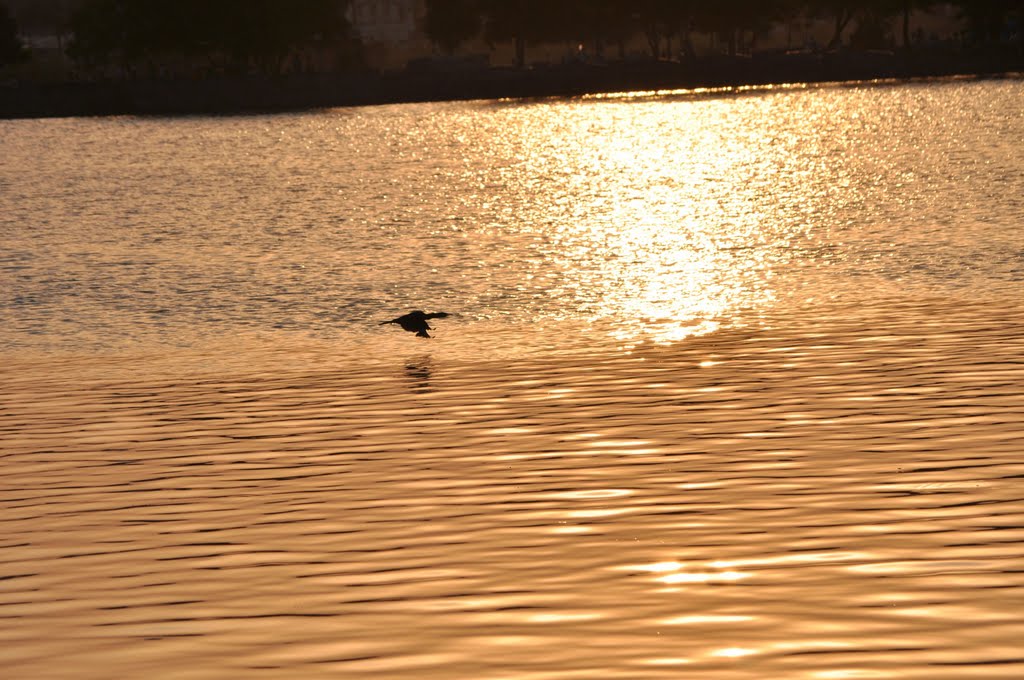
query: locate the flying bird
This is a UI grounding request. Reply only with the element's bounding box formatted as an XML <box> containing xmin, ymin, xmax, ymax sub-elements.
<box><xmin>380</xmin><ymin>310</ymin><xmax>450</xmax><ymax>338</ymax></box>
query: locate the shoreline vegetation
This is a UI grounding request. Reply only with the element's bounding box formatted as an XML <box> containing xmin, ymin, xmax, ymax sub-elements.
<box><xmin>3</xmin><ymin>49</ymin><xmax>1023</xmax><ymax>119</ymax></box>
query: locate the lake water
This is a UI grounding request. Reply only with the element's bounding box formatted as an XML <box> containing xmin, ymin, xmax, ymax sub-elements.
<box><xmin>4</xmin><ymin>77</ymin><xmax>1023</xmax><ymax>364</ymax></box>
<box><xmin>1</xmin><ymin>77</ymin><xmax>1023</xmax><ymax>678</ymax></box>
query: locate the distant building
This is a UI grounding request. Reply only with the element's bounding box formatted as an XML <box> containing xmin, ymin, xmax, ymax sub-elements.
<box><xmin>348</xmin><ymin>0</ymin><xmax>423</xmax><ymax>43</ymax></box>
<box><xmin>347</xmin><ymin>0</ymin><xmax>436</xmax><ymax>70</ymax></box>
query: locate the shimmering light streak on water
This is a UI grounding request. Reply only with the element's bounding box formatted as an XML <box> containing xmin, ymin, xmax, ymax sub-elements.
<box><xmin>2</xmin><ymin>78</ymin><xmax>1023</xmax><ymax>363</ymax></box>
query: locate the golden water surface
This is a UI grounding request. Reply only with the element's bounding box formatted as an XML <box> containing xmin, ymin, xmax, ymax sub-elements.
<box><xmin>2</xmin><ymin>78</ymin><xmax>1024</xmax><ymax>678</ymax></box>
<box><xmin>3</xmin><ymin>299</ymin><xmax>1023</xmax><ymax>678</ymax></box>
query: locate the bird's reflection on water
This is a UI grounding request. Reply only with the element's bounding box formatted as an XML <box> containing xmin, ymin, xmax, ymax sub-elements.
<box><xmin>403</xmin><ymin>355</ymin><xmax>433</xmax><ymax>393</ymax></box>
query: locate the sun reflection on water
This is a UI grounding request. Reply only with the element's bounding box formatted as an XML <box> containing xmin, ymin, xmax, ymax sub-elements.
<box><xmin>661</xmin><ymin>615</ymin><xmax>756</xmax><ymax>625</ymax></box>
<box><xmin>495</xmin><ymin>92</ymin><xmax>799</xmax><ymax>345</ymax></box>
<box><xmin>3</xmin><ymin>81</ymin><xmax>1024</xmax><ymax>358</ymax></box>
<box><xmin>711</xmin><ymin>647</ymin><xmax>759</xmax><ymax>658</ymax></box>
<box><xmin>620</xmin><ymin>560</ymin><xmax>753</xmax><ymax>585</ymax></box>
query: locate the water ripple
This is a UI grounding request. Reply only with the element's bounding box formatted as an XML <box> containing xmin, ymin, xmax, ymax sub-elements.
<box><xmin>1</xmin><ymin>299</ymin><xmax>1022</xmax><ymax>677</ymax></box>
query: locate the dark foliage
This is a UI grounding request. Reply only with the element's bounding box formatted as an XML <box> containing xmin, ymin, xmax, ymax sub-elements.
<box><xmin>424</xmin><ymin>1</ymin><xmax>1021</xmax><ymax>64</ymax></box>
<box><xmin>425</xmin><ymin>0</ymin><xmax>481</xmax><ymax>54</ymax></box>
<box><xmin>67</xmin><ymin>0</ymin><xmax>355</xmax><ymax>74</ymax></box>
<box><xmin>61</xmin><ymin>0</ymin><xmax>1023</xmax><ymax>77</ymax></box>
<box><xmin>1</xmin><ymin>1</ymin><xmax>28</xmax><ymax>66</ymax></box>
<box><xmin>955</xmin><ymin>0</ymin><xmax>1024</xmax><ymax>44</ymax></box>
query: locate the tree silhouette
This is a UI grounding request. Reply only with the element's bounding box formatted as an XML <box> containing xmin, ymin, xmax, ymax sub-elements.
<box><xmin>951</xmin><ymin>0</ymin><xmax>1022</xmax><ymax>45</ymax></box>
<box><xmin>799</xmin><ymin>1</ymin><xmax>859</xmax><ymax>49</ymax></box>
<box><xmin>693</xmin><ymin>1</ymin><xmax>790</xmax><ymax>55</ymax></box>
<box><xmin>425</xmin><ymin>0</ymin><xmax>481</xmax><ymax>54</ymax></box>
<box><xmin>877</xmin><ymin>0</ymin><xmax>942</xmax><ymax>49</ymax></box>
<box><xmin>68</xmin><ymin>0</ymin><xmax>354</xmax><ymax>75</ymax></box>
<box><xmin>580</xmin><ymin>0</ymin><xmax>637</xmax><ymax>59</ymax></box>
<box><xmin>60</xmin><ymin>0</ymin><xmax>1021</xmax><ymax>79</ymax></box>
<box><xmin>0</xmin><ymin>1</ymin><xmax>28</xmax><ymax>66</ymax></box>
<box><xmin>631</xmin><ymin>0</ymin><xmax>694</xmax><ymax>59</ymax></box>
<box><xmin>479</xmin><ymin>0</ymin><xmax>575</xmax><ymax>67</ymax></box>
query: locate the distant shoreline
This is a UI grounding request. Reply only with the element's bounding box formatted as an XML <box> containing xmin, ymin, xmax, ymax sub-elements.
<box><xmin>2</xmin><ymin>50</ymin><xmax>1022</xmax><ymax>119</ymax></box>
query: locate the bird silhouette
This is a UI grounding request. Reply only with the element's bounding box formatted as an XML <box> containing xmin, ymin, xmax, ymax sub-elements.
<box><xmin>380</xmin><ymin>310</ymin><xmax>450</xmax><ymax>338</ymax></box>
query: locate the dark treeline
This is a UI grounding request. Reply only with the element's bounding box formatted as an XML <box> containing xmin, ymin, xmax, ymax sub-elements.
<box><xmin>1</xmin><ymin>2</ymin><xmax>29</xmax><ymax>66</ymax></box>
<box><xmin>2</xmin><ymin>0</ymin><xmax>1022</xmax><ymax>75</ymax></box>
<box><xmin>2</xmin><ymin>0</ymin><xmax>1023</xmax><ymax>117</ymax></box>
<box><xmin>64</xmin><ymin>0</ymin><xmax>358</xmax><ymax>76</ymax></box>
<box><xmin>425</xmin><ymin>1</ymin><xmax>1023</xmax><ymax>66</ymax></box>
